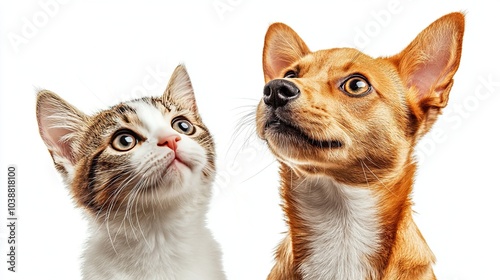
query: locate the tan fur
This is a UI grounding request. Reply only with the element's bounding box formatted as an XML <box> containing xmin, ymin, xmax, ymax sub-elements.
<box><xmin>257</xmin><ymin>13</ymin><xmax>464</xmax><ymax>280</ymax></box>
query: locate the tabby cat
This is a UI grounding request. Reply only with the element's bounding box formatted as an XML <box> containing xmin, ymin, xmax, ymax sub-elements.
<box><xmin>36</xmin><ymin>65</ymin><xmax>226</xmax><ymax>280</ymax></box>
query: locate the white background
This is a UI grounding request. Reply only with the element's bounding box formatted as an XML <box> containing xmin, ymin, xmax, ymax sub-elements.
<box><xmin>1</xmin><ymin>1</ymin><xmax>499</xmax><ymax>279</ymax></box>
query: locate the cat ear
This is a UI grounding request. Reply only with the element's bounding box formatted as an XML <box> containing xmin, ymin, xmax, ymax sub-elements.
<box><xmin>390</xmin><ymin>12</ymin><xmax>465</xmax><ymax>136</ymax></box>
<box><xmin>263</xmin><ymin>23</ymin><xmax>311</xmax><ymax>82</ymax></box>
<box><xmin>162</xmin><ymin>64</ymin><xmax>198</xmax><ymax>114</ymax></box>
<box><xmin>36</xmin><ymin>90</ymin><xmax>87</xmax><ymax>178</ymax></box>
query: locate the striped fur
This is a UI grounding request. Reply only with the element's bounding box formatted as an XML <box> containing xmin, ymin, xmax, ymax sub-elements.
<box><xmin>257</xmin><ymin>13</ymin><xmax>465</xmax><ymax>280</ymax></box>
<box><xmin>36</xmin><ymin>65</ymin><xmax>225</xmax><ymax>280</ymax></box>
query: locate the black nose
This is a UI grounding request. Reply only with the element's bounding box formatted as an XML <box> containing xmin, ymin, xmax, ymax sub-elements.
<box><xmin>263</xmin><ymin>79</ymin><xmax>300</xmax><ymax>109</ymax></box>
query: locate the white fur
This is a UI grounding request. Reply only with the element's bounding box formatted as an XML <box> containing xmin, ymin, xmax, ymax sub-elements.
<box><xmin>295</xmin><ymin>177</ymin><xmax>380</xmax><ymax>280</ymax></box>
<box><xmin>81</xmin><ymin>102</ymin><xmax>225</xmax><ymax>280</ymax></box>
<box><xmin>82</xmin><ymin>193</ymin><xmax>225</xmax><ymax>280</ymax></box>
<box><xmin>129</xmin><ymin>101</ymin><xmax>183</xmax><ymax>143</ymax></box>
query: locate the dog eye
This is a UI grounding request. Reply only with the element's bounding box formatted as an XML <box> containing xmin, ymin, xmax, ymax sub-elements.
<box><xmin>172</xmin><ymin>117</ymin><xmax>196</xmax><ymax>135</ymax></box>
<box><xmin>341</xmin><ymin>75</ymin><xmax>371</xmax><ymax>97</ymax></box>
<box><xmin>284</xmin><ymin>70</ymin><xmax>297</xmax><ymax>79</ymax></box>
<box><xmin>111</xmin><ymin>130</ymin><xmax>138</xmax><ymax>151</ymax></box>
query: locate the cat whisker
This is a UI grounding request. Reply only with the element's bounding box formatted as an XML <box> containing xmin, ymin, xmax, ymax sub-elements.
<box><xmin>226</xmin><ymin>104</ymin><xmax>258</xmax><ymax>159</ymax></box>
<box><xmin>92</xmin><ymin>172</ymin><xmax>131</xmax><ymax>220</ymax></box>
<box><xmin>85</xmin><ymin>172</ymin><xmax>133</xmax><ymax>241</ymax></box>
<box><xmin>240</xmin><ymin>159</ymin><xmax>277</xmax><ymax>184</ymax></box>
<box><xmin>133</xmin><ymin>182</ymin><xmax>153</xmax><ymax>251</ymax></box>
<box><xmin>102</xmin><ymin>171</ymin><xmax>145</xmax><ymax>250</ymax></box>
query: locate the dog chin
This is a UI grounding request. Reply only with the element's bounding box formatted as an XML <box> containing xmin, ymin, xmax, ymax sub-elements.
<box><xmin>264</xmin><ymin>117</ymin><xmax>342</xmax><ymax>148</ymax></box>
<box><xmin>262</xmin><ymin>125</ymin><xmax>342</xmax><ymax>167</ymax></box>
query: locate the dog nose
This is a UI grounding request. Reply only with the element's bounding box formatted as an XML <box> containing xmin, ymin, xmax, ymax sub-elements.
<box><xmin>263</xmin><ymin>79</ymin><xmax>300</xmax><ymax>109</ymax></box>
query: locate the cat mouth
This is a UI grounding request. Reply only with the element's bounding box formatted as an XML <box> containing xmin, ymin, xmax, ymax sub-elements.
<box><xmin>264</xmin><ymin>115</ymin><xmax>342</xmax><ymax>149</ymax></box>
<box><xmin>168</xmin><ymin>156</ymin><xmax>191</xmax><ymax>170</ymax></box>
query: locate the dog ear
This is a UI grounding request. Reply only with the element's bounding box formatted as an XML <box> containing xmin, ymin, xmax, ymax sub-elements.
<box><xmin>263</xmin><ymin>23</ymin><xmax>310</xmax><ymax>82</ymax></box>
<box><xmin>390</xmin><ymin>12</ymin><xmax>465</xmax><ymax>137</ymax></box>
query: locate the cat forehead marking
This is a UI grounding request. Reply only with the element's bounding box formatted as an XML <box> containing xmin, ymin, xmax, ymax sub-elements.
<box><xmin>126</xmin><ymin>100</ymin><xmax>172</xmax><ymax>138</ymax></box>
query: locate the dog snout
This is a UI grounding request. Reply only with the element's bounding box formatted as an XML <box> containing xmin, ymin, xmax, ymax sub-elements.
<box><xmin>263</xmin><ymin>79</ymin><xmax>300</xmax><ymax>109</ymax></box>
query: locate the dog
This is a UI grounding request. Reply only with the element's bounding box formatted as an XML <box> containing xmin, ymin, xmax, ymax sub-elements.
<box><xmin>256</xmin><ymin>12</ymin><xmax>464</xmax><ymax>280</ymax></box>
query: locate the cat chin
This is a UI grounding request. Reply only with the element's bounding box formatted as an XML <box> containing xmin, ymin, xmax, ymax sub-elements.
<box><xmin>167</xmin><ymin>158</ymin><xmax>196</xmax><ymax>174</ymax></box>
<box><xmin>144</xmin><ymin>166</ymin><xmax>207</xmax><ymax>200</ymax></box>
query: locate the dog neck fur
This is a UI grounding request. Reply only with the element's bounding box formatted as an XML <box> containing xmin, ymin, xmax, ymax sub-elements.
<box><xmin>278</xmin><ymin>162</ymin><xmax>435</xmax><ymax>280</ymax></box>
<box><xmin>289</xmin><ymin>172</ymin><xmax>379</xmax><ymax>279</ymax></box>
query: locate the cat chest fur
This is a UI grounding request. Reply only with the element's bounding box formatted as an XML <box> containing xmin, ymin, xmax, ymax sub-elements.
<box><xmin>82</xmin><ymin>203</ymin><xmax>221</xmax><ymax>280</ymax></box>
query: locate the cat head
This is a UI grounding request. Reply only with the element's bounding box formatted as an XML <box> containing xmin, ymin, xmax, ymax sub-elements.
<box><xmin>36</xmin><ymin>65</ymin><xmax>215</xmax><ymax>216</ymax></box>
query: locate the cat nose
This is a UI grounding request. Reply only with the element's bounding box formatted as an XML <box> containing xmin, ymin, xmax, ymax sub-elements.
<box><xmin>158</xmin><ymin>135</ymin><xmax>181</xmax><ymax>151</ymax></box>
<box><xmin>263</xmin><ymin>79</ymin><xmax>300</xmax><ymax>109</ymax></box>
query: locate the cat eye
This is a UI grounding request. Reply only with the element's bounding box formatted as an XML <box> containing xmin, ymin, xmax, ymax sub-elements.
<box><xmin>172</xmin><ymin>117</ymin><xmax>195</xmax><ymax>135</ymax></box>
<box><xmin>284</xmin><ymin>70</ymin><xmax>297</xmax><ymax>79</ymax></box>
<box><xmin>111</xmin><ymin>130</ymin><xmax>138</xmax><ymax>152</ymax></box>
<box><xmin>340</xmin><ymin>75</ymin><xmax>372</xmax><ymax>97</ymax></box>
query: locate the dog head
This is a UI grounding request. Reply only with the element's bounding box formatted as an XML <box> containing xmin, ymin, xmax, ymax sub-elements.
<box><xmin>256</xmin><ymin>13</ymin><xmax>464</xmax><ymax>186</ymax></box>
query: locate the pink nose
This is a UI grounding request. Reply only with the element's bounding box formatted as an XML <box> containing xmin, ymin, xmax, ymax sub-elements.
<box><xmin>158</xmin><ymin>135</ymin><xmax>181</xmax><ymax>151</ymax></box>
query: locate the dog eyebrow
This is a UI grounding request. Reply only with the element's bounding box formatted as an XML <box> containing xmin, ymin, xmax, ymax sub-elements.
<box><xmin>342</xmin><ymin>52</ymin><xmax>363</xmax><ymax>72</ymax></box>
<box><xmin>295</xmin><ymin>65</ymin><xmax>302</xmax><ymax>76</ymax></box>
<box><xmin>341</xmin><ymin>61</ymin><xmax>354</xmax><ymax>72</ymax></box>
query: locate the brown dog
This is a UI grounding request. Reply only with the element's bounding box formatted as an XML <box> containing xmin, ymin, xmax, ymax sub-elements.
<box><xmin>256</xmin><ymin>13</ymin><xmax>464</xmax><ymax>280</ymax></box>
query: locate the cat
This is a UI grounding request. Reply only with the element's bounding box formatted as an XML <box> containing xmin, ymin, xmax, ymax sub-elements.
<box><xmin>36</xmin><ymin>65</ymin><xmax>226</xmax><ymax>280</ymax></box>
